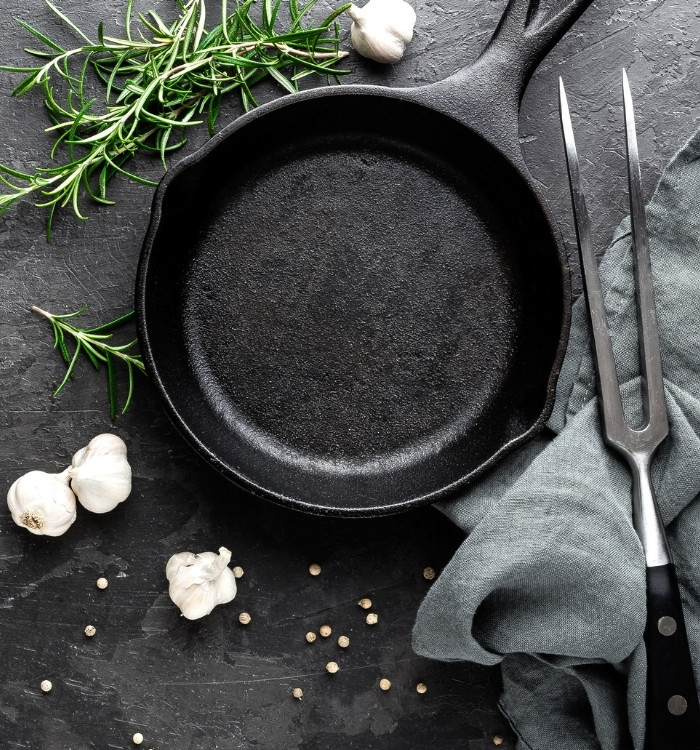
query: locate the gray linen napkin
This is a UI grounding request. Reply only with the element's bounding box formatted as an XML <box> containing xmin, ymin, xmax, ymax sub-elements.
<box><xmin>412</xmin><ymin>128</ymin><xmax>700</xmax><ymax>750</ymax></box>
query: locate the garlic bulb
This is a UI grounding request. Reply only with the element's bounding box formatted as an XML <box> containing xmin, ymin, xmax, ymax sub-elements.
<box><xmin>166</xmin><ymin>547</ymin><xmax>237</xmax><ymax>620</ymax></box>
<box><xmin>348</xmin><ymin>0</ymin><xmax>416</xmax><ymax>64</ymax></box>
<box><xmin>7</xmin><ymin>469</ymin><xmax>76</xmax><ymax>536</ymax></box>
<box><xmin>69</xmin><ymin>433</ymin><xmax>131</xmax><ymax>513</ymax></box>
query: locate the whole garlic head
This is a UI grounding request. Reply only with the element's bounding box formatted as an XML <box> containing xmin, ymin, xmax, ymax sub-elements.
<box><xmin>348</xmin><ymin>0</ymin><xmax>416</xmax><ymax>64</ymax></box>
<box><xmin>69</xmin><ymin>433</ymin><xmax>131</xmax><ymax>513</ymax></box>
<box><xmin>166</xmin><ymin>547</ymin><xmax>237</xmax><ymax>620</ymax></box>
<box><xmin>7</xmin><ymin>469</ymin><xmax>76</xmax><ymax>536</ymax></box>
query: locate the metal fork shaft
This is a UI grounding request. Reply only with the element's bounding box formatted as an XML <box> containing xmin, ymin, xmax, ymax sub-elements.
<box><xmin>629</xmin><ymin>455</ymin><xmax>670</xmax><ymax>567</ymax></box>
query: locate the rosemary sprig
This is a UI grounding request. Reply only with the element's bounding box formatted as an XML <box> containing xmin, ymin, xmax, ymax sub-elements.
<box><xmin>32</xmin><ymin>305</ymin><xmax>146</xmax><ymax>419</ymax></box>
<box><xmin>0</xmin><ymin>0</ymin><xmax>351</xmax><ymax>238</ymax></box>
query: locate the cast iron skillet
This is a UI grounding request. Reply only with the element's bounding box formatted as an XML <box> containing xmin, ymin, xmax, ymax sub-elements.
<box><xmin>137</xmin><ymin>0</ymin><xmax>594</xmax><ymax>516</ymax></box>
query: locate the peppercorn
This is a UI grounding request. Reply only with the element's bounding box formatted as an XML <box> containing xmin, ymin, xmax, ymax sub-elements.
<box><xmin>239</xmin><ymin>612</ymin><xmax>251</xmax><ymax>625</ymax></box>
<box><xmin>492</xmin><ymin>737</ymin><xmax>503</xmax><ymax>746</ymax></box>
<box><xmin>379</xmin><ymin>679</ymin><xmax>391</xmax><ymax>691</ymax></box>
<box><xmin>326</xmin><ymin>661</ymin><xmax>339</xmax><ymax>674</ymax></box>
<box><xmin>366</xmin><ymin>613</ymin><xmax>378</xmax><ymax>625</ymax></box>
<box><xmin>96</xmin><ymin>577</ymin><xmax>108</xmax><ymax>590</ymax></box>
<box><xmin>337</xmin><ymin>635</ymin><xmax>350</xmax><ymax>648</ymax></box>
<box><xmin>319</xmin><ymin>624</ymin><xmax>332</xmax><ymax>637</ymax></box>
<box><xmin>423</xmin><ymin>567</ymin><xmax>436</xmax><ymax>581</ymax></box>
<box><xmin>305</xmin><ymin>631</ymin><xmax>317</xmax><ymax>643</ymax></box>
<box><xmin>40</xmin><ymin>680</ymin><xmax>52</xmax><ymax>693</ymax></box>
<box><xmin>416</xmin><ymin>682</ymin><xmax>427</xmax><ymax>694</ymax></box>
<box><xmin>132</xmin><ymin>733</ymin><xmax>144</xmax><ymax>745</ymax></box>
<box><xmin>309</xmin><ymin>563</ymin><xmax>321</xmax><ymax>576</ymax></box>
<box><xmin>232</xmin><ymin>566</ymin><xmax>244</xmax><ymax>579</ymax></box>
<box><xmin>292</xmin><ymin>687</ymin><xmax>303</xmax><ymax>700</ymax></box>
<box><xmin>358</xmin><ymin>598</ymin><xmax>372</xmax><ymax>609</ymax></box>
<box><xmin>84</xmin><ymin>624</ymin><xmax>96</xmax><ymax>637</ymax></box>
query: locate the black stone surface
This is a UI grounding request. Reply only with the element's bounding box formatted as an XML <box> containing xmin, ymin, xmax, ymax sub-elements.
<box><xmin>0</xmin><ymin>1</ymin><xmax>698</xmax><ymax>748</ymax></box>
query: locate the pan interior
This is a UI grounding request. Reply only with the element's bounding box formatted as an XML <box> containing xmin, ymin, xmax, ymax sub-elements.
<box><xmin>142</xmin><ymin>93</ymin><xmax>563</xmax><ymax>513</ymax></box>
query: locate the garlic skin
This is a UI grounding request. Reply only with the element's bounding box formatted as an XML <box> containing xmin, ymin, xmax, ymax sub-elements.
<box><xmin>69</xmin><ymin>433</ymin><xmax>131</xmax><ymax>513</ymax></box>
<box><xmin>7</xmin><ymin>469</ymin><xmax>76</xmax><ymax>536</ymax></box>
<box><xmin>348</xmin><ymin>0</ymin><xmax>416</xmax><ymax>64</ymax></box>
<box><xmin>166</xmin><ymin>547</ymin><xmax>237</xmax><ymax>620</ymax></box>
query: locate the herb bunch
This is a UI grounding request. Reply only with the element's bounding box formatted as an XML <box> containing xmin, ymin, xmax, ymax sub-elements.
<box><xmin>0</xmin><ymin>0</ymin><xmax>351</xmax><ymax>237</ymax></box>
<box><xmin>32</xmin><ymin>305</ymin><xmax>145</xmax><ymax>419</ymax></box>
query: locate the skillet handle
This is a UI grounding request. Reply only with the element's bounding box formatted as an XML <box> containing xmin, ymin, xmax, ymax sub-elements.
<box><xmin>475</xmin><ymin>0</ymin><xmax>595</xmax><ymax>105</ymax></box>
<box><xmin>427</xmin><ymin>0</ymin><xmax>595</xmax><ymax>161</ymax></box>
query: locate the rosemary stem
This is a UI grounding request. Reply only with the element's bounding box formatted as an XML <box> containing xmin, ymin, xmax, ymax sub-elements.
<box><xmin>31</xmin><ymin>305</ymin><xmax>52</xmax><ymax>319</ymax></box>
<box><xmin>203</xmin><ymin>41</ymin><xmax>350</xmax><ymax>59</ymax></box>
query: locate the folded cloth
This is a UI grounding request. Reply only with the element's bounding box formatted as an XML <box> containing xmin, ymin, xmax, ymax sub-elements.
<box><xmin>412</xmin><ymin>128</ymin><xmax>700</xmax><ymax>750</ymax></box>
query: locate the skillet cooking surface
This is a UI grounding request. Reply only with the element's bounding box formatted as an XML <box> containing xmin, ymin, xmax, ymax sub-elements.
<box><xmin>139</xmin><ymin>94</ymin><xmax>564</xmax><ymax>515</ymax></box>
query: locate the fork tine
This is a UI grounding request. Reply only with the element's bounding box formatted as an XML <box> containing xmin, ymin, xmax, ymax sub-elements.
<box><xmin>622</xmin><ymin>70</ymin><xmax>669</xmax><ymax>440</ymax></box>
<box><xmin>559</xmin><ymin>78</ymin><xmax>627</xmax><ymax>445</ymax></box>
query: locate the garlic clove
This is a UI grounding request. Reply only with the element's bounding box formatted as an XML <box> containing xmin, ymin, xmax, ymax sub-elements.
<box><xmin>7</xmin><ymin>469</ymin><xmax>77</xmax><ymax>536</ymax></box>
<box><xmin>166</xmin><ymin>546</ymin><xmax>237</xmax><ymax>620</ymax></box>
<box><xmin>69</xmin><ymin>433</ymin><xmax>131</xmax><ymax>513</ymax></box>
<box><xmin>349</xmin><ymin>0</ymin><xmax>416</xmax><ymax>64</ymax></box>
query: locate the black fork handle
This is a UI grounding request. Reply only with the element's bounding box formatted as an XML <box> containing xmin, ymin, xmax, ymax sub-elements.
<box><xmin>646</xmin><ymin>564</ymin><xmax>700</xmax><ymax>749</ymax></box>
<box><xmin>630</xmin><ymin>459</ymin><xmax>700</xmax><ymax>745</ymax></box>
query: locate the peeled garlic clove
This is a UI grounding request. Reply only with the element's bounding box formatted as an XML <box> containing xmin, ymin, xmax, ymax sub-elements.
<box><xmin>348</xmin><ymin>0</ymin><xmax>416</xmax><ymax>64</ymax></box>
<box><xmin>7</xmin><ymin>469</ymin><xmax>76</xmax><ymax>536</ymax></box>
<box><xmin>166</xmin><ymin>547</ymin><xmax>237</xmax><ymax>620</ymax></box>
<box><xmin>69</xmin><ymin>433</ymin><xmax>131</xmax><ymax>513</ymax></box>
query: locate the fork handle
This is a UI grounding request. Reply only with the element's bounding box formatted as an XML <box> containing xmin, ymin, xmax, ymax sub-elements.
<box><xmin>645</xmin><ymin>563</ymin><xmax>700</xmax><ymax>749</ymax></box>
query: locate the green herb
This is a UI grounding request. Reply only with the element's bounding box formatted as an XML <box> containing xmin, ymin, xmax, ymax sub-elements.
<box><xmin>32</xmin><ymin>305</ymin><xmax>146</xmax><ymax>419</ymax></box>
<box><xmin>0</xmin><ymin>0</ymin><xmax>351</xmax><ymax>238</ymax></box>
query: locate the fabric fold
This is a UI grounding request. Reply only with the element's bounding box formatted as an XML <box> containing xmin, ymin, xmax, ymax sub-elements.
<box><xmin>413</xmin><ymin>129</ymin><xmax>700</xmax><ymax>749</ymax></box>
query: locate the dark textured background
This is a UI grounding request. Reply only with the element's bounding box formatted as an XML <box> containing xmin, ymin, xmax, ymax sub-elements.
<box><xmin>0</xmin><ymin>1</ymin><xmax>698</xmax><ymax>748</ymax></box>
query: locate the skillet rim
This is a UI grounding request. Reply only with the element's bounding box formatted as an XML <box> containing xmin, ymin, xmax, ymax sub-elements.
<box><xmin>135</xmin><ymin>83</ymin><xmax>572</xmax><ymax>517</ymax></box>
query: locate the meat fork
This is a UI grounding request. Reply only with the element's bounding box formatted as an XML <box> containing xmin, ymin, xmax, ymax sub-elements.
<box><xmin>559</xmin><ymin>72</ymin><xmax>700</xmax><ymax>749</ymax></box>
